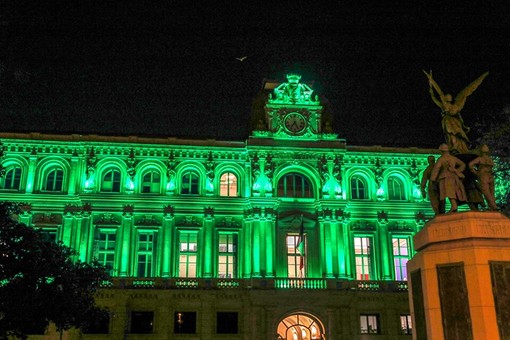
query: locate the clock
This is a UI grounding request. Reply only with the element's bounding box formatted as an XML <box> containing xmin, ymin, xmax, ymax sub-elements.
<box><xmin>284</xmin><ymin>112</ymin><xmax>306</xmax><ymax>134</ymax></box>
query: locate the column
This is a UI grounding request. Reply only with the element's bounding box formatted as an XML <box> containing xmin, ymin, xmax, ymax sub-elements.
<box><xmin>378</xmin><ymin>220</ymin><xmax>392</xmax><ymax>280</ymax></box>
<box><xmin>161</xmin><ymin>213</ymin><xmax>174</xmax><ymax>277</ymax></box>
<box><xmin>340</xmin><ymin>220</ymin><xmax>352</xmax><ymax>278</ymax></box>
<box><xmin>61</xmin><ymin>212</ymin><xmax>74</xmax><ymax>248</ymax></box>
<box><xmin>119</xmin><ymin>211</ymin><xmax>133</xmax><ymax>277</ymax></box>
<box><xmin>202</xmin><ymin>210</ymin><xmax>214</xmax><ymax>278</ymax></box>
<box><xmin>67</xmin><ymin>154</ymin><xmax>79</xmax><ymax>195</ymax></box>
<box><xmin>321</xmin><ymin>219</ymin><xmax>334</xmax><ymax>278</ymax></box>
<box><xmin>25</xmin><ymin>153</ymin><xmax>37</xmax><ymax>193</ymax></box>
<box><xmin>78</xmin><ymin>211</ymin><xmax>91</xmax><ymax>262</ymax></box>
<box><xmin>264</xmin><ymin>213</ymin><xmax>275</xmax><ymax>278</ymax></box>
<box><xmin>242</xmin><ymin>217</ymin><xmax>252</xmax><ymax>278</ymax></box>
<box><xmin>252</xmin><ymin>219</ymin><xmax>262</xmax><ymax>277</ymax></box>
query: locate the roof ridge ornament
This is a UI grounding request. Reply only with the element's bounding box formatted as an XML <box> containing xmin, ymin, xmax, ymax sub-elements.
<box><xmin>269</xmin><ymin>73</ymin><xmax>319</xmax><ymax>105</ymax></box>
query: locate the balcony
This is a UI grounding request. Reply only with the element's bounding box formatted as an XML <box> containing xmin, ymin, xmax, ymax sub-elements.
<box><xmin>100</xmin><ymin>277</ymin><xmax>408</xmax><ymax>292</ymax></box>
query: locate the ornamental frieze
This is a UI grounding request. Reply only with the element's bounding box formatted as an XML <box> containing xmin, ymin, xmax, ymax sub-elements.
<box><xmin>350</xmin><ymin>220</ymin><xmax>376</xmax><ymax>231</ymax></box>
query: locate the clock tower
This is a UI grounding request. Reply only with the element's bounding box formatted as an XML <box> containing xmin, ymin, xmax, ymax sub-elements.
<box><xmin>252</xmin><ymin>73</ymin><xmax>337</xmax><ymax>140</ymax></box>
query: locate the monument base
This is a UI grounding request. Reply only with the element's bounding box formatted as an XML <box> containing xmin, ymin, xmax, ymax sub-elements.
<box><xmin>407</xmin><ymin>211</ymin><xmax>510</xmax><ymax>340</ymax></box>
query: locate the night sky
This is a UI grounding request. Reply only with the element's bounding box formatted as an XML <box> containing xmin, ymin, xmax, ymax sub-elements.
<box><xmin>2</xmin><ymin>2</ymin><xmax>510</xmax><ymax>148</ymax></box>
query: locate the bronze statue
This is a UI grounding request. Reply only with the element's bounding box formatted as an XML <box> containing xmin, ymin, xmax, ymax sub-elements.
<box><xmin>423</xmin><ymin>70</ymin><xmax>489</xmax><ymax>154</ymax></box>
<box><xmin>430</xmin><ymin>144</ymin><xmax>467</xmax><ymax>213</ymax></box>
<box><xmin>469</xmin><ymin>144</ymin><xmax>498</xmax><ymax>210</ymax></box>
<box><xmin>421</xmin><ymin>155</ymin><xmax>442</xmax><ymax>214</ymax></box>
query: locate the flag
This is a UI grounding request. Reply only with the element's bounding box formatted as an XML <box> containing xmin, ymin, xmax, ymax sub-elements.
<box><xmin>296</xmin><ymin>215</ymin><xmax>305</xmax><ymax>271</ymax></box>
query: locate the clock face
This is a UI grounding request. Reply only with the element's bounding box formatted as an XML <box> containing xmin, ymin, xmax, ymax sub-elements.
<box><xmin>284</xmin><ymin>112</ymin><xmax>306</xmax><ymax>134</ymax></box>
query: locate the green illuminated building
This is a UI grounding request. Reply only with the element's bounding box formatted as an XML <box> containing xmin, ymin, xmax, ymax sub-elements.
<box><xmin>0</xmin><ymin>75</ymin><xmax>437</xmax><ymax>339</ymax></box>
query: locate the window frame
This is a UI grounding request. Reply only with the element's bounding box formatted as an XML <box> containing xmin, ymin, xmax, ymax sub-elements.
<box><xmin>360</xmin><ymin>314</ymin><xmax>380</xmax><ymax>334</ymax></box>
<box><xmin>141</xmin><ymin>170</ymin><xmax>161</xmax><ymax>194</ymax></box>
<box><xmin>136</xmin><ymin>231</ymin><xmax>157</xmax><ymax>277</ymax></box>
<box><xmin>100</xmin><ymin>168</ymin><xmax>122</xmax><ymax>193</ymax></box>
<box><xmin>217</xmin><ymin>233</ymin><xmax>237</xmax><ymax>278</ymax></box>
<box><xmin>178</xmin><ymin>231</ymin><xmax>198</xmax><ymax>278</ymax></box>
<box><xmin>43</xmin><ymin>167</ymin><xmax>64</xmax><ymax>192</ymax></box>
<box><xmin>286</xmin><ymin>233</ymin><xmax>306</xmax><ymax>278</ymax></box>
<box><xmin>2</xmin><ymin>166</ymin><xmax>22</xmax><ymax>190</ymax></box>
<box><xmin>180</xmin><ymin>170</ymin><xmax>200</xmax><ymax>195</ymax></box>
<box><xmin>387</xmin><ymin>175</ymin><xmax>406</xmax><ymax>201</ymax></box>
<box><xmin>95</xmin><ymin>229</ymin><xmax>117</xmax><ymax>276</ymax></box>
<box><xmin>354</xmin><ymin>236</ymin><xmax>373</xmax><ymax>280</ymax></box>
<box><xmin>392</xmin><ymin>236</ymin><xmax>411</xmax><ymax>281</ymax></box>
<box><xmin>277</xmin><ymin>173</ymin><xmax>314</xmax><ymax>198</ymax></box>
<box><xmin>350</xmin><ymin>175</ymin><xmax>368</xmax><ymax>200</ymax></box>
<box><xmin>219</xmin><ymin>172</ymin><xmax>238</xmax><ymax>197</ymax></box>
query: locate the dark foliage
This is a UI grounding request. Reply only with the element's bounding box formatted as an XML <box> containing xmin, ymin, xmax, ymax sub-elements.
<box><xmin>0</xmin><ymin>202</ymin><xmax>110</xmax><ymax>339</ymax></box>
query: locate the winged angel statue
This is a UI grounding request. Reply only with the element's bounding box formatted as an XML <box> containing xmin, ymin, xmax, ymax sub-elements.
<box><xmin>423</xmin><ymin>70</ymin><xmax>489</xmax><ymax>154</ymax></box>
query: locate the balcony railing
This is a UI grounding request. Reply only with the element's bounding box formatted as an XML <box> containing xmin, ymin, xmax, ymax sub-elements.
<box><xmin>100</xmin><ymin>278</ymin><xmax>408</xmax><ymax>292</ymax></box>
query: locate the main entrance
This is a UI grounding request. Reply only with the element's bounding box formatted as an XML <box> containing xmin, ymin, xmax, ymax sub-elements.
<box><xmin>276</xmin><ymin>312</ymin><xmax>325</xmax><ymax>339</ymax></box>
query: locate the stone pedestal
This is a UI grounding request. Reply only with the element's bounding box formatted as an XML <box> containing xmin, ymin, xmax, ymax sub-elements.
<box><xmin>407</xmin><ymin>211</ymin><xmax>510</xmax><ymax>340</ymax></box>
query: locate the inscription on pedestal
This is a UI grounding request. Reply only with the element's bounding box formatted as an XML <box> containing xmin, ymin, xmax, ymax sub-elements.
<box><xmin>490</xmin><ymin>261</ymin><xmax>510</xmax><ymax>339</ymax></box>
<box><xmin>437</xmin><ymin>263</ymin><xmax>472</xmax><ymax>340</ymax></box>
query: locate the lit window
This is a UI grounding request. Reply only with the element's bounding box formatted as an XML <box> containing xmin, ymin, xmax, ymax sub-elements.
<box><xmin>174</xmin><ymin>312</ymin><xmax>196</xmax><ymax>334</ymax></box>
<box><xmin>287</xmin><ymin>233</ymin><xmax>306</xmax><ymax>278</ymax></box>
<box><xmin>218</xmin><ymin>234</ymin><xmax>237</xmax><ymax>278</ymax></box>
<box><xmin>393</xmin><ymin>237</ymin><xmax>410</xmax><ymax>281</ymax></box>
<box><xmin>351</xmin><ymin>176</ymin><xmax>367</xmax><ymax>199</ymax></box>
<box><xmin>360</xmin><ymin>314</ymin><xmax>379</xmax><ymax>334</ymax></box>
<box><xmin>96</xmin><ymin>230</ymin><xmax>116</xmax><ymax>275</ymax></box>
<box><xmin>277</xmin><ymin>173</ymin><xmax>313</xmax><ymax>198</ymax></box>
<box><xmin>354</xmin><ymin>237</ymin><xmax>372</xmax><ymax>280</ymax></box>
<box><xmin>101</xmin><ymin>169</ymin><xmax>121</xmax><ymax>192</ymax></box>
<box><xmin>181</xmin><ymin>171</ymin><xmax>199</xmax><ymax>195</ymax></box>
<box><xmin>179</xmin><ymin>233</ymin><xmax>197</xmax><ymax>277</ymax></box>
<box><xmin>137</xmin><ymin>232</ymin><xmax>156</xmax><ymax>277</ymax></box>
<box><xmin>2</xmin><ymin>167</ymin><xmax>22</xmax><ymax>190</ymax></box>
<box><xmin>388</xmin><ymin>176</ymin><xmax>406</xmax><ymax>201</ymax></box>
<box><xmin>142</xmin><ymin>171</ymin><xmax>160</xmax><ymax>193</ymax></box>
<box><xmin>45</xmin><ymin>168</ymin><xmax>63</xmax><ymax>191</ymax></box>
<box><xmin>400</xmin><ymin>314</ymin><xmax>412</xmax><ymax>335</ymax></box>
<box><xmin>220</xmin><ymin>172</ymin><xmax>238</xmax><ymax>197</ymax></box>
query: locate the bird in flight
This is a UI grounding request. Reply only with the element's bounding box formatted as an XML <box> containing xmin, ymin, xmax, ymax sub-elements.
<box><xmin>236</xmin><ymin>56</ymin><xmax>247</xmax><ymax>62</ymax></box>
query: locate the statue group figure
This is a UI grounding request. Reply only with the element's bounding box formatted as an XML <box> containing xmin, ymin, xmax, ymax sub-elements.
<box><xmin>422</xmin><ymin>70</ymin><xmax>498</xmax><ymax>213</ymax></box>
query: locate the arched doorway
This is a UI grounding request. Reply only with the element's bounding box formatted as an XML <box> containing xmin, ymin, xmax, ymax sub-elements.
<box><xmin>277</xmin><ymin>312</ymin><xmax>325</xmax><ymax>340</ymax></box>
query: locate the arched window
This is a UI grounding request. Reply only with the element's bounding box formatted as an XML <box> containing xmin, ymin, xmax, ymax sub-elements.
<box><xmin>44</xmin><ymin>168</ymin><xmax>64</xmax><ymax>191</ymax></box>
<box><xmin>2</xmin><ymin>167</ymin><xmax>22</xmax><ymax>190</ymax></box>
<box><xmin>220</xmin><ymin>172</ymin><xmax>238</xmax><ymax>197</ymax></box>
<box><xmin>277</xmin><ymin>173</ymin><xmax>313</xmax><ymax>198</ymax></box>
<box><xmin>181</xmin><ymin>171</ymin><xmax>199</xmax><ymax>195</ymax></box>
<box><xmin>101</xmin><ymin>169</ymin><xmax>121</xmax><ymax>192</ymax></box>
<box><xmin>142</xmin><ymin>170</ymin><xmax>161</xmax><ymax>193</ymax></box>
<box><xmin>277</xmin><ymin>313</ymin><xmax>325</xmax><ymax>340</ymax></box>
<box><xmin>350</xmin><ymin>176</ymin><xmax>368</xmax><ymax>200</ymax></box>
<box><xmin>388</xmin><ymin>176</ymin><xmax>406</xmax><ymax>201</ymax></box>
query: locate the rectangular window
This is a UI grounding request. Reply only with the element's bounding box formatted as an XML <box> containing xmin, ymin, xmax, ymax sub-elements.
<box><xmin>130</xmin><ymin>311</ymin><xmax>154</xmax><ymax>334</ymax></box>
<box><xmin>38</xmin><ymin>228</ymin><xmax>58</xmax><ymax>243</ymax></box>
<box><xmin>360</xmin><ymin>314</ymin><xmax>379</xmax><ymax>334</ymax></box>
<box><xmin>400</xmin><ymin>314</ymin><xmax>412</xmax><ymax>335</ymax></box>
<box><xmin>216</xmin><ymin>312</ymin><xmax>238</xmax><ymax>334</ymax></box>
<box><xmin>354</xmin><ymin>236</ymin><xmax>372</xmax><ymax>280</ymax></box>
<box><xmin>137</xmin><ymin>232</ymin><xmax>157</xmax><ymax>277</ymax></box>
<box><xmin>82</xmin><ymin>313</ymin><xmax>110</xmax><ymax>334</ymax></box>
<box><xmin>287</xmin><ymin>233</ymin><xmax>306</xmax><ymax>278</ymax></box>
<box><xmin>218</xmin><ymin>233</ymin><xmax>237</xmax><ymax>278</ymax></box>
<box><xmin>393</xmin><ymin>237</ymin><xmax>411</xmax><ymax>281</ymax></box>
<box><xmin>96</xmin><ymin>230</ymin><xmax>117</xmax><ymax>276</ymax></box>
<box><xmin>179</xmin><ymin>232</ymin><xmax>198</xmax><ymax>277</ymax></box>
<box><xmin>174</xmin><ymin>311</ymin><xmax>196</xmax><ymax>334</ymax></box>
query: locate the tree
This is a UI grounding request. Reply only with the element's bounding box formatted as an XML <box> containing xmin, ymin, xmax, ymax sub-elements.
<box><xmin>475</xmin><ymin>105</ymin><xmax>510</xmax><ymax>216</ymax></box>
<box><xmin>0</xmin><ymin>202</ymin><xmax>110</xmax><ymax>339</ymax></box>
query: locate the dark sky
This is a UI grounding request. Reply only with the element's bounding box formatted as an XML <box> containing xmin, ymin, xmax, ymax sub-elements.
<box><xmin>2</xmin><ymin>2</ymin><xmax>510</xmax><ymax>148</ymax></box>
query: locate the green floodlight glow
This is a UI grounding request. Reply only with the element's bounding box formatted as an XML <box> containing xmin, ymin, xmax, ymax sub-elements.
<box><xmin>376</xmin><ymin>187</ymin><xmax>385</xmax><ymax>200</ymax></box>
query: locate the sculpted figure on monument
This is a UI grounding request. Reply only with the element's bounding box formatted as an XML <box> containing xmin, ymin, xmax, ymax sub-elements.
<box><xmin>423</xmin><ymin>70</ymin><xmax>489</xmax><ymax>154</ymax></box>
<box><xmin>469</xmin><ymin>144</ymin><xmax>499</xmax><ymax>211</ymax></box>
<box><xmin>421</xmin><ymin>155</ymin><xmax>442</xmax><ymax>214</ymax></box>
<box><xmin>272</xmin><ymin>73</ymin><xmax>316</xmax><ymax>104</ymax></box>
<box><xmin>430</xmin><ymin>144</ymin><xmax>467</xmax><ymax>213</ymax></box>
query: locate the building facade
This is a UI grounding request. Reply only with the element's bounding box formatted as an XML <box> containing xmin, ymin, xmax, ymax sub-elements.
<box><xmin>0</xmin><ymin>75</ymin><xmax>437</xmax><ymax>339</ymax></box>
